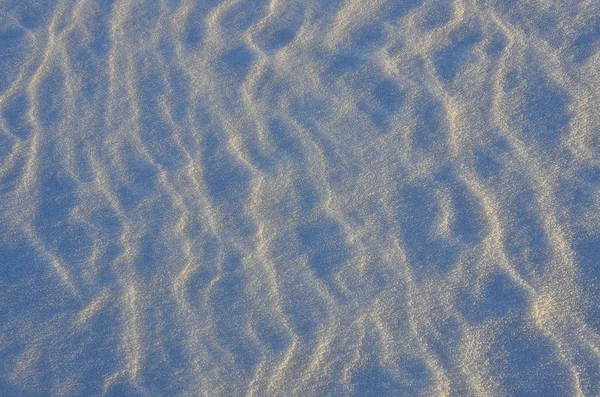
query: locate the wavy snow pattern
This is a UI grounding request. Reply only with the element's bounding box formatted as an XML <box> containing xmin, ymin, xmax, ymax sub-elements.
<box><xmin>1</xmin><ymin>0</ymin><xmax>600</xmax><ymax>396</ymax></box>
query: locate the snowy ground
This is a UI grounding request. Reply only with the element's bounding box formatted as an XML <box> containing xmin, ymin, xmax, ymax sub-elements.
<box><xmin>1</xmin><ymin>0</ymin><xmax>600</xmax><ymax>395</ymax></box>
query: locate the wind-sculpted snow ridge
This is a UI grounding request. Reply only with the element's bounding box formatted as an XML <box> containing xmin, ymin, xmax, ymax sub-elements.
<box><xmin>1</xmin><ymin>0</ymin><xmax>600</xmax><ymax>395</ymax></box>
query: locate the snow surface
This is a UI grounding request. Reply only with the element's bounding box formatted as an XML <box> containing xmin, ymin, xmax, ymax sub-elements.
<box><xmin>1</xmin><ymin>0</ymin><xmax>600</xmax><ymax>395</ymax></box>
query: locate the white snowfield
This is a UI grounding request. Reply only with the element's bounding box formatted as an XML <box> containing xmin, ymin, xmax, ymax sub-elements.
<box><xmin>1</xmin><ymin>0</ymin><xmax>600</xmax><ymax>395</ymax></box>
